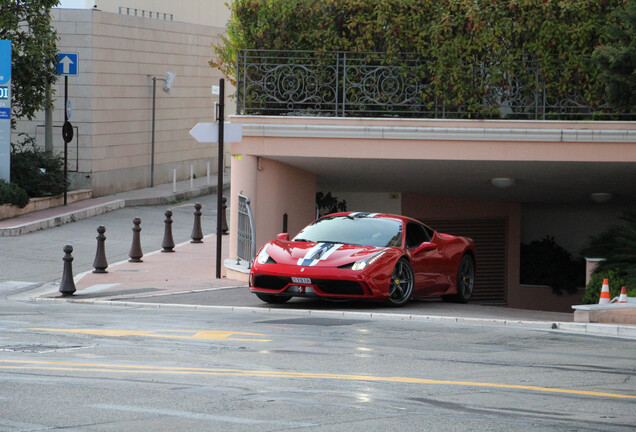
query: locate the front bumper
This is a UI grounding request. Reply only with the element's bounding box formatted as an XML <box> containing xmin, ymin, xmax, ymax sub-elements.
<box><xmin>249</xmin><ymin>264</ymin><xmax>391</xmax><ymax>300</ymax></box>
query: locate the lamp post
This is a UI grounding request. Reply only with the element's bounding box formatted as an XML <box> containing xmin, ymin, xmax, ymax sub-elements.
<box><xmin>150</xmin><ymin>71</ymin><xmax>175</xmax><ymax>187</ymax></box>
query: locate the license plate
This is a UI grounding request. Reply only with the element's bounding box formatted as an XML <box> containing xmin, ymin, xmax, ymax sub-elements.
<box><xmin>292</xmin><ymin>277</ymin><xmax>311</xmax><ymax>284</ymax></box>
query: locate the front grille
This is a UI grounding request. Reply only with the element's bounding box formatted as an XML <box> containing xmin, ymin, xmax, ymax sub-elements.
<box><xmin>315</xmin><ymin>279</ymin><xmax>364</xmax><ymax>295</ymax></box>
<box><xmin>253</xmin><ymin>274</ymin><xmax>364</xmax><ymax>296</ymax></box>
<box><xmin>253</xmin><ymin>275</ymin><xmax>290</xmax><ymax>290</ymax></box>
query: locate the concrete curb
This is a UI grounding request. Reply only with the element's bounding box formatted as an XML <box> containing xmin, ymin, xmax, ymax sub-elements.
<box><xmin>31</xmin><ymin>295</ymin><xmax>636</xmax><ymax>340</ymax></box>
<box><xmin>0</xmin><ymin>199</ymin><xmax>125</xmax><ymax>236</ymax></box>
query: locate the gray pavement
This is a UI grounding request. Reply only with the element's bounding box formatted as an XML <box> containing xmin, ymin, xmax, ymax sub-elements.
<box><xmin>2</xmin><ymin>177</ymin><xmax>636</xmax><ymax>340</ymax></box>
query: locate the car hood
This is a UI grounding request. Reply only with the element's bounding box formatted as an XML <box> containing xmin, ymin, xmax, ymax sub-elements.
<box><xmin>265</xmin><ymin>240</ymin><xmax>387</xmax><ymax>267</ymax></box>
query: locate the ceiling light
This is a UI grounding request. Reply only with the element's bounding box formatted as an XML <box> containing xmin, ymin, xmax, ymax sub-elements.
<box><xmin>491</xmin><ymin>177</ymin><xmax>515</xmax><ymax>188</ymax></box>
<box><xmin>590</xmin><ymin>192</ymin><xmax>612</xmax><ymax>203</ymax></box>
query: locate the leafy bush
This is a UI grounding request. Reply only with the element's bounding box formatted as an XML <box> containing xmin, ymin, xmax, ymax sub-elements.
<box><xmin>520</xmin><ymin>236</ymin><xmax>585</xmax><ymax>295</ymax></box>
<box><xmin>10</xmin><ymin>135</ymin><xmax>68</xmax><ymax>198</ymax></box>
<box><xmin>214</xmin><ymin>0</ymin><xmax>628</xmax><ymax>117</ymax></box>
<box><xmin>0</xmin><ymin>180</ymin><xmax>29</xmax><ymax>208</ymax></box>
<box><xmin>581</xmin><ymin>269</ymin><xmax>632</xmax><ymax>304</ymax></box>
<box><xmin>581</xmin><ymin>209</ymin><xmax>636</xmax><ymax>288</ymax></box>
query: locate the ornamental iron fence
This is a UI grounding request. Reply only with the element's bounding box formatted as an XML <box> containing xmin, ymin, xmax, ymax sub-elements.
<box><xmin>237</xmin><ymin>193</ymin><xmax>256</xmax><ymax>268</ymax></box>
<box><xmin>236</xmin><ymin>50</ymin><xmax>631</xmax><ymax>120</ymax></box>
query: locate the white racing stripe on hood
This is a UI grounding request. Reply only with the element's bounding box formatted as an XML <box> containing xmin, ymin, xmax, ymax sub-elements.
<box><xmin>297</xmin><ymin>242</ymin><xmax>343</xmax><ymax>267</ymax></box>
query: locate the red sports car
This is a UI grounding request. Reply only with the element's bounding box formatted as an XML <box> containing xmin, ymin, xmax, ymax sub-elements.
<box><xmin>249</xmin><ymin>212</ymin><xmax>476</xmax><ymax>306</ymax></box>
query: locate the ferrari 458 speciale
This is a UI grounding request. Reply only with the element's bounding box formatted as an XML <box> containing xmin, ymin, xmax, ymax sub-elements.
<box><xmin>249</xmin><ymin>212</ymin><xmax>476</xmax><ymax>306</ymax></box>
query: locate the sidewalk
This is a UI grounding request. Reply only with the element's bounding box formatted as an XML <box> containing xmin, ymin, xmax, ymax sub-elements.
<box><xmin>0</xmin><ymin>174</ymin><xmax>229</xmax><ymax>236</ymax></box>
<box><xmin>6</xmin><ymin>176</ymin><xmax>636</xmax><ymax>340</ymax></box>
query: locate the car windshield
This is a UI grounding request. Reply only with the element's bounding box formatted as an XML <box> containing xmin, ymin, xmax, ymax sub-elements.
<box><xmin>293</xmin><ymin>216</ymin><xmax>403</xmax><ymax>247</ymax></box>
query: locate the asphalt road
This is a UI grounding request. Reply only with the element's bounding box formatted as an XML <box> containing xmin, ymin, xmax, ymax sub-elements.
<box><xmin>1</xmin><ymin>193</ymin><xmax>635</xmax><ymax>430</ymax></box>
<box><xmin>1</xmin><ymin>291</ymin><xmax>635</xmax><ymax>431</ymax></box>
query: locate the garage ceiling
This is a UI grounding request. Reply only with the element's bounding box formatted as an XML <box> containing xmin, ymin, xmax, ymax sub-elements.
<box><xmin>271</xmin><ymin>156</ymin><xmax>636</xmax><ymax>205</ymax></box>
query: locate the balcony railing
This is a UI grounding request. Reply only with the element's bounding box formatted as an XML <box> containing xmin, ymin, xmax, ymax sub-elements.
<box><xmin>236</xmin><ymin>50</ymin><xmax>631</xmax><ymax>120</ymax></box>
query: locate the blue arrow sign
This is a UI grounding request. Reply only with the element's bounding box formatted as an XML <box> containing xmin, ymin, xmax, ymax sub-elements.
<box><xmin>0</xmin><ymin>40</ymin><xmax>10</xmax><ymax>85</ymax></box>
<box><xmin>57</xmin><ymin>53</ymin><xmax>78</xmax><ymax>76</ymax></box>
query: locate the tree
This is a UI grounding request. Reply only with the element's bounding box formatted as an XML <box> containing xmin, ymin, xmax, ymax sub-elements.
<box><xmin>0</xmin><ymin>0</ymin><xmax>59</xmax><ymax>124</ymax></box>
<box><xmin>592</xmin><ymin>1</ymin><xmax>636</xmax><ymax>112</ymax></box>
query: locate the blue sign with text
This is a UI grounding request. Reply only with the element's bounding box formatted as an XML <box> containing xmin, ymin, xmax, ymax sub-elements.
<box><xmin>57</xmin><ymin>53</ymin><xmax>78</xmax><ymax>76</ymax></box>
<box><xmin>0</xmin><ymin>40</ymin><xmax>10</xmax><ymax>85</ymax></box>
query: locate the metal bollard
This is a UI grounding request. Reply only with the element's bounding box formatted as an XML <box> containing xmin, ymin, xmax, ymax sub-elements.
<box><xmin>162</xmin><ymin>210</ymin><xmax>175</xmax><ymax>252</ymax></box>
<box><xmin>92</xmin><ymin>225</ymin><xmax>108</xmax><ymax>273</ymax></box>
<box><xmin>59</xmin><ymin>245</ymin><xmax>77</xmax><ymax>296</ymax></box>
<box><xmin>190</xmin><ymin>202</ymin><xmax>203</xmax><ymax>243</ymax></box>
<box><xmin>221</xmin><ymin>196</ymin><xmax>229</xmax><ymax>235</ymax></box>
<box><xmin>128</xmin><ymin>217</ymin><xmax>143</xmax><ymax>262</ymax></box>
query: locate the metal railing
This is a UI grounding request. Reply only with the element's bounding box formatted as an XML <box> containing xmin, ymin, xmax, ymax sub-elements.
<box><xmin>118</xmin><ymin>7</ymin><xmax>173</xmax><ymax>21</ymax></box>
<box><xmin>237</xmin><ymin>193</ymin><xmax>256</xmax><ymax>267</ymax></box>
<box><xmin>237</xmin><ymin>50</ymin><xmax>631</xmax><ymax>120</ymax></box>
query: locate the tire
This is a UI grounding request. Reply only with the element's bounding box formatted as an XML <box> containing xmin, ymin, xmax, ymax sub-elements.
<box><xmin>387</xmin><ymin>258</ymin><xmax>414</xmax><ymax>307</ymax></box>
<box><xmin>442</xmin><ymin>254</ymin><xmax>475</xmax><ymax>303</ymax></box>
<box><xmin>255</xmin><ymin>293</ymin><xmax>292</xmax><ymax>304</ymax></box>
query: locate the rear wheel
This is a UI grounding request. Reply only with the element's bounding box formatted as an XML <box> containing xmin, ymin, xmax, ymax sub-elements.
<box><xmin>442</xmin><ymin>254</ymin><xmax>475</xmax><ymax>303</ymax></box>
<box><xmin>255</xmin><ymin>293</ymin><xmax>292</xmax><ymax>304</ymax></box>
<box><xmin>387</xmin><ymin>258</ymin><xmax>414</xmax><ymax>307</ymax></box>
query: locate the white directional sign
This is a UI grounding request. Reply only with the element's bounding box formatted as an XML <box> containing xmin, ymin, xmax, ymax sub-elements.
<box><xmin>57</xmin><ymin>53</ymin><xmax>78</xmax><ymax>76</ymax></box>
<box><xmin>189</xmin><ymin>122</ymin><xmax>243</xmax><ymax>143</ymax></box>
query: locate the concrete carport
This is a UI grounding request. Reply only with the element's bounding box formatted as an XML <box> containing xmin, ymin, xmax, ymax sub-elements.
<box><xmin>227</xmin><ymin>116</ymin><xmax>636</xmax><ymax>310</ymax></box>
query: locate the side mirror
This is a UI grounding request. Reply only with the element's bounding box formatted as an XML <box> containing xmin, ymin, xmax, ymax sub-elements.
<box><xmin>277</xmin><ymin>233</ymin><xmax>290</xmax><ymax>241</ymax></box>
<box><xmin>415</xmin><ymin>242</ymin><xmax>436</xmax><ymax>253</ymax></box>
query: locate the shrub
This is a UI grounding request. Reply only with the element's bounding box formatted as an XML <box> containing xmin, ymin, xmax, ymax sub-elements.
<box><xmin>581</xmin><ymin>209</ymin><xmax>636</xmax><ymax>288</ymax></box>
<box><xmin>10</xmin><ymin>135</ymin><xmax>68</xmax><ymax>198</ymax></box>
<box><xmin>0</xmin><ymin>180</ymin><xmax>29</xmax><ymax>208</ymax></box>
<box><xmin>520</xmin><ymin>236</ymin><xmax>585</xmax><ymax>295</ymax></box>
<box><xmin>581</xmin><ymin>269</ymin><xmax>631</xmax><ymax>304</ymax></box>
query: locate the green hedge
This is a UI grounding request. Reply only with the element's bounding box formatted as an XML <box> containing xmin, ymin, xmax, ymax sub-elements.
<box><xmin>213</xmin><ymin>0</ymin><xmax>625</xmax><ymax>117</ymax></box>
<box><xmin>10</xmin><ymin>135</ymin><xmax>68</xmax><ymax>198</ymax></box>
<box><xmin>0</xmin><ymin>180</ymin><xmax>29</xmax><ymax>208</ymax></box>
<box><xmin>581</xmin><ymin>269</ymin><xmax>634</xmax><ymax>304</ymax></box>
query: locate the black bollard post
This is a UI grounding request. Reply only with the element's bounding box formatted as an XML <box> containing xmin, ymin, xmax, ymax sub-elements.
<box><xmin>190</xmin><ymin>202</ymin><xmax>203</xmax><ymax>243</ymax></box>
<box><xmin>162</xmin><ymin>210</ymin><xmax>175</xmax><ymax>252</ymax></box>
<box><xmin>59</xmin><ymin>245</ymin><xmax>77</xmax><ymax>296</ymax></box>
<box><xmin>129</xmin><ymin>217</ymin><xmax>143</xmax><ymax>262</ymax></box>
<box><xmin>221</xmin><ymin>196</ymin><xmax>229</xmax><ymax>235</ymax></box>
<box><xmin>92</xmin><ymin>225</ymin><xmax>108</xmax><ymax>273</ymax></box>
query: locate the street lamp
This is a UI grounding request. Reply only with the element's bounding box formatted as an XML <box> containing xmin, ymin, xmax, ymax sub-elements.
<box><xmin>150</xmin><ymin>71</ymin><xmax>175</xmax><ymax>187</ymax></box>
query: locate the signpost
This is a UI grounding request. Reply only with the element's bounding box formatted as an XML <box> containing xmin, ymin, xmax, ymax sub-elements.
<box><xmin>0</xmin><ymin>40</ymin><xmax>11</xmax><ymax>182</ymax></box>
<box><xmin>57</xmin><ymin>53</ymin><xmax>78</xmax><ymax>205</ymax></box>
<box><xmin>189</xmin><ymin>79</ymin><xmax>243</xmax><ymax>279</ymax></box>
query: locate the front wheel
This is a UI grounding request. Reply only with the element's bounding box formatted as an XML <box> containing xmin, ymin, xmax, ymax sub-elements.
<box><xmin>387</xmin><ymin>258</ymin><xmax>414</xmax><ymax>307</ymax></box>
<box><xmin>255</xmin><ymin>293</ymin><xmax>292</xmax><ymax>304</ymax></box>
<box><xmin>442</xmin><ymin>254</ymin><xmax>475</xmax><ymax>303</ymax></box>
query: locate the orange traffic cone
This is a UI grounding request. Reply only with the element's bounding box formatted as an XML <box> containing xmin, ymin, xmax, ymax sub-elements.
<box><xmin>598</xmin><ymin>278</ymin><xmax>611</xmax><ymax>304</ymax></box>
<box><xmin>618</xmin><ymin>286</ymin><xmax>628</xmax><ymax>303</ymax></box>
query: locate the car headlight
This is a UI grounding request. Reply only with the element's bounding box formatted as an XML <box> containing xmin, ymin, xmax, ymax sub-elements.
<box><xmin>256</xmin><ymin>247</ymin><xmax>271</xmax><ymax>265</ymax></box>
<box><xmin>351</xmin><ymin>251</ymin><xmax>386</xmax><ymax>271</ymax></box>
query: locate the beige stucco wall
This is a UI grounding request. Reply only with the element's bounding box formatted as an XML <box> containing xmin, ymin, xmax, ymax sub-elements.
<box><xmin>64</xmin><ymin>0</ymin><xmax>231</xmax><ymax>27</ymax></box>
<box><xmin>229</xmin><ymin>155</ymin><xmax>316</xmax><ymax>261</ymax></box>
<box><xmin>15</xmin><ymin>9</ymin><xmax>227</xmax><ymax>196</ymax></box>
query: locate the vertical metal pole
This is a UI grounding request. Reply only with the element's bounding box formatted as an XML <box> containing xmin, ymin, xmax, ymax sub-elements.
<box><xmin>45</xmin><ymin>87</ymin><xmax>53</xmax><ymax>152</ymax></box>
<box><xmin>151</xmin><ymin>77</ymin><xmax>156</xmax><ymax>187</ymax></box>
<box><xmin>216</xmin><ymin>78</ymin><xmax>225</xmax><ymax>279</ymax></box>
<box><xmin>64</xmin><ymin>76</ymin><xmax>68</xmax><ymax>205</ymax></box>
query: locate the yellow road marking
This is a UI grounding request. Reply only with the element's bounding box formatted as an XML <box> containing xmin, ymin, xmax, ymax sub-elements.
<box><xmin>1</xmin><ymin>359</ymin><xmax>634</xmax><ymax>400</ymax></box>
<box><xmin>29</xmin><ymin>328</ymin><xmax>271</xmax><ymax>342</ymax></box>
